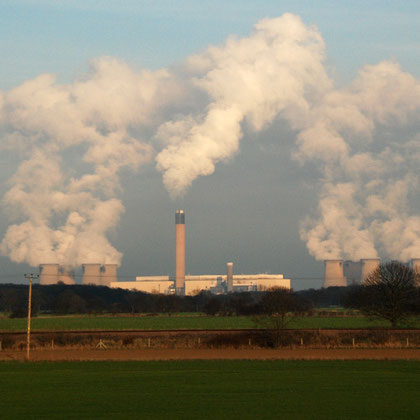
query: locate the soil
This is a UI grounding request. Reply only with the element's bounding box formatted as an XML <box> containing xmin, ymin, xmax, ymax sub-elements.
<box><xmin>1</xmin><ymin>348</ymin><xmax>420</xmax><ymax>362</ymax></box>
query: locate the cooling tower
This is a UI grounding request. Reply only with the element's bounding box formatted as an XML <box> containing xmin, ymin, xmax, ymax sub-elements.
<box><xmin>175</xmin><ymin>210</ymin><xmax>185</xmax><ymax>295</ymax></box>
<box><xmin>39</xmin><ymin>264</ymin><xmax>59</xmax><ymax>285</ymax></box>
<box><xmin>361</xmin><ymin>258</ymin><xmax>380</xmax><ymax>284</ymax></box>
<box><xmin>412</xmin><ymin>259</ymin><xmax>420</xmax><ymax>286</ymax></box>
<box><xmin>58</xmin><ymin>266</ymin><xmax>75</xmax><ymax>285</ymax></box>
<box><xmin>323</xmin><ymin>260</ymin><xmax>347</xmax><ymax>287</ymax></box>
<box><xmin>227</xmin><ymin>262</ymin><xmax>233</xmax><ymax>292</ymax></box>
<box><xmin>343</xmin><ymin>260</ymin><xmax>362</xmax><ymax>285</ymax></box>
<box><xmin>101</xmin><ymin>264</ymin><xmax>118</xmax><ymax>286</ymax></box>
<box><xmin>82</xmin><ymin>263</ymin><xmax>101</xmax><ymax>285</ymax></box>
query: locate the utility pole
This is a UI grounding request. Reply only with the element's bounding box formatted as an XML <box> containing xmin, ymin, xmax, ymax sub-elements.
<box><xmin>24</xmin><ymin>273</ymin><xmax>39</xmax><ymax>361</ymax></box>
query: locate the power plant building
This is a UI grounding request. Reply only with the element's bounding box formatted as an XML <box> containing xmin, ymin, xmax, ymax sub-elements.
<box><xmin>110</xmin><ymin>272</ymin><xmax>291</xmax><ymax>295</ymax></box>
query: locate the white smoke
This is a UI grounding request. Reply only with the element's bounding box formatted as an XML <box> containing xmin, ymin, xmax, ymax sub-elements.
<box><xmin>1</xmin><ymin>13</ymin><xmax>419</xmax><ymax>267</ymax></box>
<box><xmin>296</xmin><ymin>62</ymin><xmax>420</xmax><ymax>260</ymax></box>
<box><xmin>0</xmin><ymin>57</ymin><xmax>176</xmax><ymax>266</ymax></box>
<box><xmin>156</xmin><ymin>14</ymin><xmax>331</xmax><ymax>196</ymax></box>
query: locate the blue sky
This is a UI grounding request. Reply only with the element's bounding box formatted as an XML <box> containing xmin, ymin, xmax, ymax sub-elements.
<box><xmin>0</xmin><ymin>1</ymin><xmax>419</xmax><ymax>288</ymax></box>
<box><xmin>1</xmin><ymin>0</ymin><xmax>419</xmax><ymax>88</ymax></box>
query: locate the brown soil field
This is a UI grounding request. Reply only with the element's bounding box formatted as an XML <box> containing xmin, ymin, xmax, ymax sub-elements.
<box><xmin>1</xmin><ymin>347</ymin><xmax>420</xmax><ymax>361</ymax></box>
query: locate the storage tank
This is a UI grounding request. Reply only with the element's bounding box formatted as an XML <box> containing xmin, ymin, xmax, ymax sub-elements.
<box><xmin>39</xmin><ymin>264</ymin><xmax>59</xmax><ymax>285</ymax></box>
<box><xmin>361</xmin><ymin>258</ymin><xmax>380</xmax><ymax>284</ymax></box>
<box><xmin>323</xmin><ymin>260</ymin><xmax>347</xmax><ymax>287</ymax></box>
<box><xmin>82</xmin><ymin>264</ymin><xmax>101</xmax><ymax>285</ymax></box>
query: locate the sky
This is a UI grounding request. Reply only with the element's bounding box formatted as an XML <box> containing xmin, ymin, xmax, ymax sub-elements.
<box><xmin>0</xmin><ymin>0</ymin><xmax>419</xmax><ymax>289</ymax></box>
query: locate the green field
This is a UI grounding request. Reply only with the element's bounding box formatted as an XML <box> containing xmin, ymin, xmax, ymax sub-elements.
<box><xmin>0</xmin><ymin>314</ymin><xmax>419</xmax><ymax>331</ymax></box>
<box><xmin>0</xmin><ymin>360</ymin><xmax>419</xmax><ymax>419</ymax></box>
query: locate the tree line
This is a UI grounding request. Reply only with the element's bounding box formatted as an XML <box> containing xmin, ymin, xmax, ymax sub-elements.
<box><xmin>1</xmin><ymin>261</ymin><xmax>418</xmax><ymax>326</ymax></box>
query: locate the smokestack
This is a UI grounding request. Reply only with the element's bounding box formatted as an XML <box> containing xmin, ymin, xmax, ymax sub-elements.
<box><xmin>39</xmin><ymin>264</ymin><xmax>59</xmax><ymax>285</ymax></box>
<box><xmin>82</xmin><ymin>264</ymin><xmax>101</xmax><ymax>285</ymax></box>
<box><xmin>101</xmin><ymin>264</ymin><xmax>117</xmax><ymax>286</ymax></box>
<box><xmin>58</xmin><ymin>266</ymin><xmax>75</xmax><ymax>285</ymax></box>
<box><xmin>175</xmin><ymin>210</ymin><xmax>186</xmax><ymax>295</ymax></box>
<box><xmin>361</xmin><ymin>258</ymin><xmax>380</xmax><ymax>284</ymax></box>
<box><xmin>226</xmin><ymin>262</ymin><xmax>233</xmax><ymax>292</ymax></box>
<box><xmin>323</xmin><ymin>260</ymin><xmax>347</xmax><ymax>287</ymax></box>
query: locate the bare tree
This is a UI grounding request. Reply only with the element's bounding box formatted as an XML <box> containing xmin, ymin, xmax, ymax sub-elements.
<box><xmin>254</xmin><ymin>287</ymin><xmax>311</xmax><ymax>346</ymax></box>
<box><xmin>344</xmin><ymin>261</ymin><xmax>419</xmax><ymax>327</ymax></box>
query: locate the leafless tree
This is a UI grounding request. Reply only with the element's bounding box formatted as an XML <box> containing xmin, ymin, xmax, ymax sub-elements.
<box><xmin>345</xmin><ymin>261</ymin><xmax>419</xmax><ymax>327</ymax></box>
<box><xmin>254</xmin><ymin>287</ymin><xmax>311</xmax><ymax>346</ymax></box>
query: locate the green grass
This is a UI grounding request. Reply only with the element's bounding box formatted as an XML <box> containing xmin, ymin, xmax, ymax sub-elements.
<box><xmin>0</xmin><ymin>314</ymin><xmax>419</xmax><ymax>331</ymax></box>
<box><xmin>0</xmin><ymin>360</ymin><xmax>419</xmax><ymax>419</ymax></box>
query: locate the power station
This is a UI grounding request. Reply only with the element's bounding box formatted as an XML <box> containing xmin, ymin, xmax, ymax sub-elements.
<box><xmin>110</xmin><ymin>210</ymin><xmax>291</xmax><ymax>295</ymax></box>
<box><xmin>36</xmin><ymin>210</ymin><xmax>419</xmax><ymax>293</ymax></box>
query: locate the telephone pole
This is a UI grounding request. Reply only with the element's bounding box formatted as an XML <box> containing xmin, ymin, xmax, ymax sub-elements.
<box><xmin>24</xmin><ymin>273</ymin><xmax>39</xmax><ymax>361</ymax></box>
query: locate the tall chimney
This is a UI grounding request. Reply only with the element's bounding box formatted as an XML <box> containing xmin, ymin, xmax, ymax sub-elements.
<box><xmin>361</xmin><ymin>258</ymin><xmax>380</xmax><ymax>284</ymax></box>
<box><xmin>323</xmin><ymin>260</ymin><xmax>347</xmax><ymax>287</ymax></box>
<box><xmin>82</xmin><ymin>264</ymin><xmax>101</xmax><ymax>285</ymax></box>
<box><xmin>39</xmin><ymin>264</ymin><xmax>59</xmax><ymax>285</ymax></box>
<box><xmin>226</xmin><ymin>262</ymin><xmax>233</xmax><ymax>292</ymax></box>
<box><xmin>175</xmin><ymin>210</ymin><xmax>185</xmax><ymax>295</ymax></box>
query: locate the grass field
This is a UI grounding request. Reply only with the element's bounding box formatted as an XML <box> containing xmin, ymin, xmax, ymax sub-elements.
<box><xmin>1</xmin><ymin>315</ymin><xmax>419</xmax><ymax>331</ymax></box>
<box><xmin>0</xmin><ymin>360</ymin><xmax>419</xmax><ymax>419</ymax></box>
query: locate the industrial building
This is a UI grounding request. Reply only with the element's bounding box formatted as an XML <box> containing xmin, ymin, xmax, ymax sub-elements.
<box><xmin>110</xmin><ymin>210</ymin><xmax>291</xmax><ymax>295</ymax></box>
<box><xmin>111</xmin><ymin>269</ymin><xmax>291</xmax><ymax>295</ymax></box>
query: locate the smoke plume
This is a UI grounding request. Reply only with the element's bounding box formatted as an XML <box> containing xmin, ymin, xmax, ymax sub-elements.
<box><xmin>0</xmin><ymin>13</ymin><xmax>419</xmax><ymax>267</ymax></box>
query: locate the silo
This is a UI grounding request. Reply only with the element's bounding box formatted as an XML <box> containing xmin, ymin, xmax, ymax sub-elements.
<box><xmin>361</xmin><ymin>258</ymin><xmax>380</xmax><ymax>284</ymax></box>
<box><xmin>226</xmin><ymin>262</ymin><xmax>233</xmax><ymax>292</ymax></box>
<box><xmin>323</xmin><ymin>260</ymin><xmax>347</xmax><ymax>287</ymax></box>
<box><xmin>58</xmin><ymin>266</ymin><xmax>75</xmax><ymax>285</ymax></box>
<box><xmin>39</xmin><ymin>264</ymin><xmax>59</xmax><ymax>285</ymax></box>
<box><xmin>101</xmin><ymin>264</ymin><xmax>118</xmax><ymax>286</ymax></box>
<box><xmin>82</xmin><ymin>264</ymin><xmax>101</xmax><ymax>285</ymax></box>
<box><xmin>175</xmin><ymin>210</ymin><xmax>185</xmax><ymax>295</ymax></box>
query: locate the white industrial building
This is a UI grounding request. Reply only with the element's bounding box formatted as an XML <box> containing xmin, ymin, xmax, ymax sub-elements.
<box><xmin>110</xmin><ymin>272</ymin><xmax>290</xmax><ymax>295</ymax></box>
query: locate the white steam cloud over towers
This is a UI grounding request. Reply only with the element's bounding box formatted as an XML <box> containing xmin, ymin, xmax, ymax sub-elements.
<box><xmin>0</xmin><ymin>13</ymin><xmax>419</xmax><ymax>269</ymax></box>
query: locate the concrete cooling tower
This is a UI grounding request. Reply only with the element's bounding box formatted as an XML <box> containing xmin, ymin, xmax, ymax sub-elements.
<box><xmin>58</xmin><ymin>266</ymin><xmax>75</xmax><ymax>285</ymax></box>
<box><xmin>323</xmin><ymin>260</ymin><xmax>347</xmax><ymax>287</ymax></box>
<box><xmin>343</xmin><ymin>261</ymin><xmax>362</xmax><ymax>285</ymax></box>
<box><xmin>101</xmin><ymin>264</ymin><xmax>118</xmax><ymax>287</ymax></box>
<box><xmin>412</xmin><ymin>258</ymin><xmax>420</xmax><ymax>273</ymax></box>
<box><xmin>39</xmin><ymin>264</ymin><xmax>59</xmax><ymax>285</ymax></box>
<box><xmin>175</xmin><ymin>210</ymin><xmax>186</xmax><ymax>295</ymax></box>
<box><xmin>361</xmin><ymin>258</ymin><xmax>380</xmax><ymax>284</ymax></box>
<box><xmin>82</xmin><ymin>264</ymin><xmax>102</xmax><ymax>285</ymax></box>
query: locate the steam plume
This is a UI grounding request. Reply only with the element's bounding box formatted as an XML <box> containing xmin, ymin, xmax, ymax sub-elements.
<box><xmin>0</xmin><ymin>14</ymin><xmax>419</xmax><ymax>267</ymax></box>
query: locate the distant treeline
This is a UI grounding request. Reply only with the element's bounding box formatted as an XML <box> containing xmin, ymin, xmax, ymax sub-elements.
<box><xmin>0</xmin><ymin>283</ymin><xmax>356</xmax><ymax>317</ymax></box>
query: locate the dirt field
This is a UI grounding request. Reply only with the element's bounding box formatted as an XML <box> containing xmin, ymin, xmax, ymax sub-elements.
<box><xmin>1</xmin><ymin>347</ymin><xmax>420</xmax><ymax>361</ymax></box>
